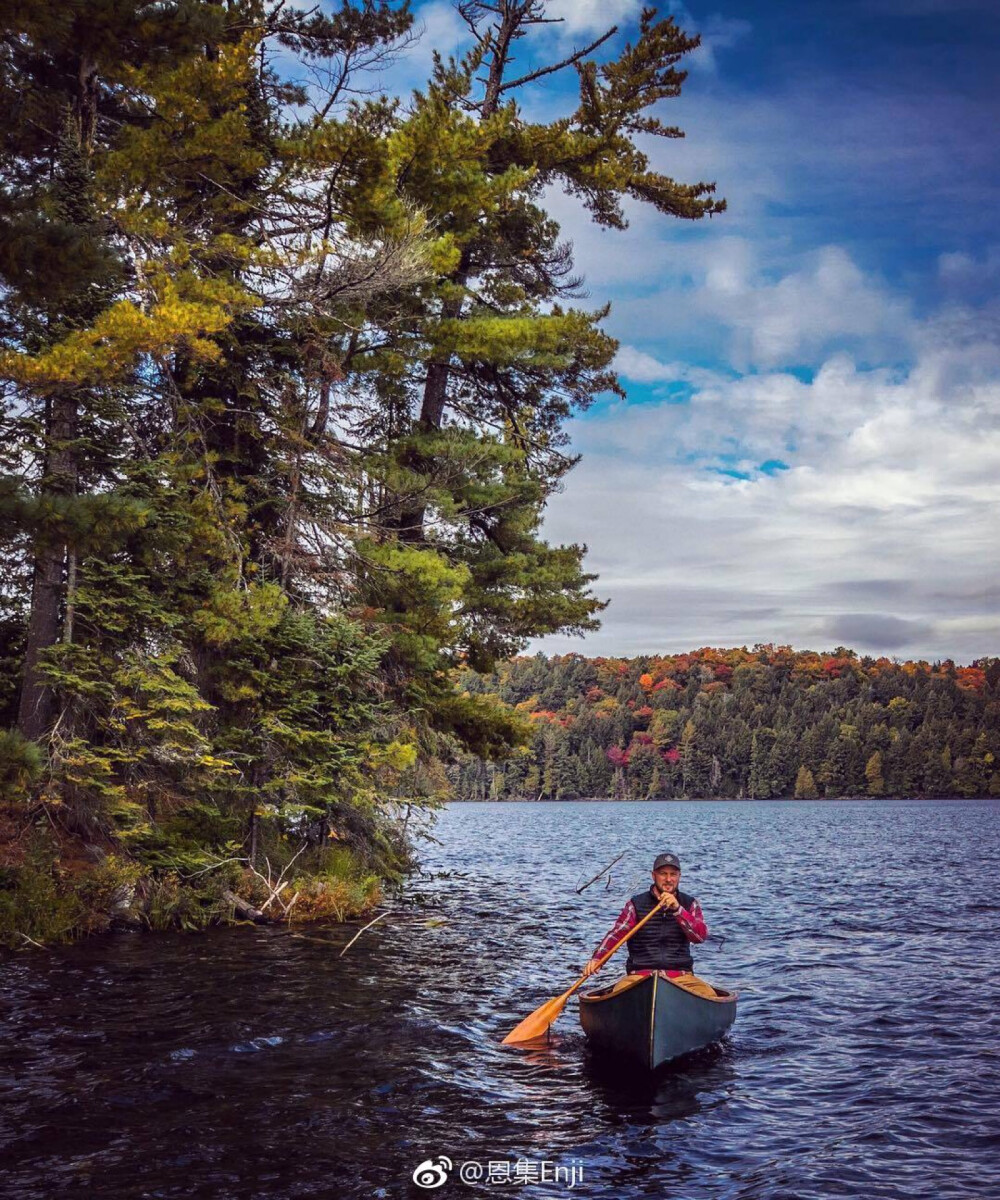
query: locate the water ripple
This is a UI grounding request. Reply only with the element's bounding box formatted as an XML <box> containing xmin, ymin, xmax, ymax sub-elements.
<box><xmin>1</xmin><ymin>799</ymin><xmax>999</xmax><ymax>1199</ymax></box>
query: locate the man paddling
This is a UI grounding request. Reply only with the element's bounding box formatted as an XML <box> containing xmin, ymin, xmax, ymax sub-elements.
<box><xmin>582</xmin><ymin>852</ymin><xmax>716</xmax><ymax>997</ymax></box>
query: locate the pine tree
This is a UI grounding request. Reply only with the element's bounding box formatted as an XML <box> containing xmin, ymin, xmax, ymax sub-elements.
<box><xmin>0</xmin><ymin>3</ymin><xmax>223</xmax><ymax>739</ymax></box>
<box><xmin>680</xmin><ymin>719</ymin><xmax>709</xmax><ymax>796</ymax></box>
<box><xmin>0</xmin><ymin>2</ymin><xmax>452</xmax><ymax>937</ymax></box>
<box><xmin>349</xmin><ymin>1</ymin><xmax>724</xmax><ymax>700</ymax></box>
<box><xmin>749</xmin><ymin>727</ymin><xmax>777</xmax><ymax>799</ymax></box>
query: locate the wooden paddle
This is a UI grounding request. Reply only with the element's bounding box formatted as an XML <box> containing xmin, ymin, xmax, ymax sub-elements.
<box><xmin>502</xmin><ymin>892</ymin><xmax>672</xmax><ymax>1046</ymax></box>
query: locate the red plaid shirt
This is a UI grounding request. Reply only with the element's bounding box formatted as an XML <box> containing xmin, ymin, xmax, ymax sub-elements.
<box><xmin>590</xmin><ymin>888</ymin><xmax>708</xmax><ymax>973</ymax></box>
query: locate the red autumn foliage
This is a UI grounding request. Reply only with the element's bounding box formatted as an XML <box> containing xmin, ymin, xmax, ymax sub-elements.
<box><xmin>955</xmin><ymin>667</ymin><xmax>986</xmax><ymax>693</ymax></box>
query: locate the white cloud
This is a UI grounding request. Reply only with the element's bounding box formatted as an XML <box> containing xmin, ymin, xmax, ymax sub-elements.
<box><xmin>534</xmin><ymin>328</ymin><xmax>1000</xmax><ymax>661</ymax></box>
<box><xmin>612</xmin><ymin>346</ymin><xmax>725</xmax><ymax>388</ymax></box>
<box><xmin>543</xmin><ymin>0</ymin><xmax>643</xmax><ymax>38</ymax></box>
<box><xmin>601</xmin><ymin>241</ymin><xmax>916</xmax><ymax>370</ymax></box>
<box><xmin>700</xmin><ymin>244</ymin><xmax>912</xmax><ymax>368</ymax></box>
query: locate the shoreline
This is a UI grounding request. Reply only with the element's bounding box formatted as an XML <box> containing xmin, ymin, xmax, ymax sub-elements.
<box><xmin>447</xmin><ymin>793</ymin><xmax>995</xmax><ymax>802</ymax></box>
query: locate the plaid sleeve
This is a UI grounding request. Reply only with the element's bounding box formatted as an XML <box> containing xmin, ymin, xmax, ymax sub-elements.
<box><xmin>591</xmin><ymin>899</ymin><xmax>637</xmax><ymax>961</ymax></box>
<box><xmin>675</xmin><ymin>897</ymin><xmax>708</xmax><ymax>944</ymax></box>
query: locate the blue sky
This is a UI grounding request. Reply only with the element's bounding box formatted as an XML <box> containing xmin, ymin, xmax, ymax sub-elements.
<box><xmin>398</xmin><ymin>1</ymin><xmax>1000</xmax><ymax>661</ymax></box>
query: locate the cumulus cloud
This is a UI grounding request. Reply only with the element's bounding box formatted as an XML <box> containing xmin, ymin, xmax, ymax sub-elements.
<box><xmin>534</xmin><ymin>327</ymin><xmax>1000</xmax><ymax>661</ymax></box>
<box><xmin>612</xmin><ymin>346</ymin><xmax>725</xmax><ymax>389</ymax></box>
<box><xmin>595</xmin><ymin>240</ymin><xmax>916</xmax><ymax>370</ymax></box>
<box><xmin>694</xmin><ymin>243</ymin><xmax>913</xmax><ymax>368</ymax></box>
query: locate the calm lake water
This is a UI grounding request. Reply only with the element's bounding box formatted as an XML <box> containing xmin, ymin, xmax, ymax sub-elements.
<box><xmin>2</xmin><ymin>799</ymin><xmax>1000</xmax><ymax>1199</ymax></box>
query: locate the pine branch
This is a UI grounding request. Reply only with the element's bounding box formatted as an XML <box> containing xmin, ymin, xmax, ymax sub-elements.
<box><xmin>498</xmin><ymin>26</ymin><xmax>618</xmax><ymax>92</ymax></box>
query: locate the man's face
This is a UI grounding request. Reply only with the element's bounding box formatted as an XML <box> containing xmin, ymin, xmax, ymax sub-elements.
<box><xmin>652</xmin><ymin>865</ymin><xmax>681</xmax><ymax>894</ymax></box>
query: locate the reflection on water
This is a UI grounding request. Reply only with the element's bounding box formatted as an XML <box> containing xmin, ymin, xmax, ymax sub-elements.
<box><xmin>585</xmin><ymin>1042</ymin><xmax>739</xmax><ymax>1123</ymax></box>
<box><xmin>2</xmin><ymin>799</ymin><xmax>1000</xmax><ymax>1199</ymax></box>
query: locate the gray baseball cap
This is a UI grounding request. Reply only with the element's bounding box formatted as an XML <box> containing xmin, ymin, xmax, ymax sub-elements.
<box><xmin>653</xmin><ymin>852</ymin><xmax>681</xmax><ymax>870</ymax></box>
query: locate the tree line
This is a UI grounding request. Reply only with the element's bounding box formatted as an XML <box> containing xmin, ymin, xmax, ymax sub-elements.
<box><xmin>0</xmin><ymin>1</ymin><xmax>725</xmax><ymax>943</ymax></box>
<box><xmin>452</xmin><ymin>647</ymin><xmax>1000</xmax><ymax>800</ymax></box>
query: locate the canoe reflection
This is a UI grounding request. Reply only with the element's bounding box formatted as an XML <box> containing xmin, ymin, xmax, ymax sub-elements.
<box><xmin>583</xmin><ymin>1041</ymin><xmax>738</xmax><ymax>1124</ymax></box>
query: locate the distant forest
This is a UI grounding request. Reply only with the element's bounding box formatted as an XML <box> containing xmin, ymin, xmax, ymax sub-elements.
<box><xmin>453</xmin><ymin>647</ymin><xmax>1000</xmax><ymax>800</ymax></box>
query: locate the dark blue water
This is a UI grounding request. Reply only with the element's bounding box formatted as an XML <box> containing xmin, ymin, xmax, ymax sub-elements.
<box><xmin>2</xmin><ymin>799</ymin><xmax>999</xmax><ymax>1199</ymax></box>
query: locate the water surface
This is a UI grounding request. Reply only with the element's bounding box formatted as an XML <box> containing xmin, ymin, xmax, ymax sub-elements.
<box><xmin>2</xmin><ymin>799</ymin><xmax>999</xmax><ymax>1198</ymax></box>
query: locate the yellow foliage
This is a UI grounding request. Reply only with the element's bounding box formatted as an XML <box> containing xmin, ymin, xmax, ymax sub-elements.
<box><xmin>0</xmin><ymin>279</ymin><xmax>246</xmax><ymax>391</ymax></box>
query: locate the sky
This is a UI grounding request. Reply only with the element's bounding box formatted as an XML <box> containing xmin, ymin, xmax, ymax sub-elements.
<box><xmin>397</xmin><ymin>0</ymin><xmax>1000</xmax><ymax>663</ymax></box>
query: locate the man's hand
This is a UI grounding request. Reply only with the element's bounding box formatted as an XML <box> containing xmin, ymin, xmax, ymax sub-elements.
<box><xmin>582</xmin><ymin>958</ymin><xmax>600</xmax><ymax>978</ymax></box>
<box><xmin>659</xmin><ymin>892</ymin><xmax>681</xmax><ymax>912</ymax></box>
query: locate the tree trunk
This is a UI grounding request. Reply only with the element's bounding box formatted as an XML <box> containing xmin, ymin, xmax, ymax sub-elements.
<box><xmin>17</xmin><ymin>63</ymin><xmax>95</xmax><ymax>742</ymax></box>
<box><xmin>393</xmin><ymin>285</ymin><xmax>466</xmax><ymax>543</ymax></box>
<box><xmin>17</xmin><ymin>389</ymin><xmax>77</xmax><ymax>741</ymax></box>
<box><xmin>391</xmin><ymin>15</ymin><xmax>514</xmax><ymax>543</ymax></box>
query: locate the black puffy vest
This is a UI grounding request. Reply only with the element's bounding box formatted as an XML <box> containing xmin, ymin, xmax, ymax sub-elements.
<box><xmin>625</xmin><ymin>888</ymin><xmax>696</xmax><ymax>972</ymax></box>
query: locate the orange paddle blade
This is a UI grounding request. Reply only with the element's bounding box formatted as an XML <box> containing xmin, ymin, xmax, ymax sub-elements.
<box><xmin>502</xmin><ymin>986</ymin><xmax>574</xmax><ymax>1045</ymax></box>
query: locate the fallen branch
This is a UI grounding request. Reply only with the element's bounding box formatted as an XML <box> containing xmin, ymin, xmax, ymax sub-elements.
<box><xmin>222</xmin><ymin>890</ymin><xmax>269</xmax><ymax>924</ymax></box>
<box><xmin>339</xmin><ymin>910</ymin><xmax>390</xmax><ymax>957</ymax></box>
<box><xmin>576</xmin><ymin>851</ymin><xmax>626</xmax><ymax>894</ymax></box>
<box><xmin>260</xmin><ymin>881</ymin><xmax>289</xmax><ymax>912</ymax></box>
<box><xmin>246</xmin><ymin>843</ymin><xmax>309</xmax><ymax>914</ymax></box>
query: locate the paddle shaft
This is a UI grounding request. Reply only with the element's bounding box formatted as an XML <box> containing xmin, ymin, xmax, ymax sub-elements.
<box><xmin>502</xmin><ymin>892</ymin><xmax>676</xmax><ymax>1044</ymax></box>
<box><xmin>539</xmin><ymin>892</ymin><xmax>675</xmax><ymax>1023</ymax></box>
<box><xmin>568</xmin><ymin>892</ymin><xmax>674</xmax><ymax>995</ymax></box>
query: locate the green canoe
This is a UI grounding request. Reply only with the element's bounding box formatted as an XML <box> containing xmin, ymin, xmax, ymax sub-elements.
<box><xmin>579</xmin><ymin>973</ymin><xmax>737</xmax><ymax>1070</ymax></box>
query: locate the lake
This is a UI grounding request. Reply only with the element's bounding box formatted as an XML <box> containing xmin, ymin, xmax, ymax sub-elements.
<box><xmin>2</xmin><ymin>799</ymin><xmax>999</xmax><ymax>1198</ymax></box>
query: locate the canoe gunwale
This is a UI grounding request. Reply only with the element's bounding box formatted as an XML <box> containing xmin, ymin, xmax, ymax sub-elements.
<box><xmin>580</xmin><ymin>973</ymin><xmax>739</xmax><ymax>1005</ymax></box>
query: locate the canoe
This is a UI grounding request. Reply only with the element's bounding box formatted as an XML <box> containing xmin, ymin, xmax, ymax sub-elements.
<box><xmin>579</xmin><ymin>973</ymin><xmax>737</xmax><ymax>1069</ymax></box>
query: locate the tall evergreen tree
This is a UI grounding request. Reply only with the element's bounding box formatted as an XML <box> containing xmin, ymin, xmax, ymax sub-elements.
<box><xmin>348</xmin><ymin>1</ymin><xmax>724</xmax><ymax>699</ymax></box>
<box><xmin>1</xmin><ymin>1</ymin><xmax>230</xmax><ymax>740</ymax></box>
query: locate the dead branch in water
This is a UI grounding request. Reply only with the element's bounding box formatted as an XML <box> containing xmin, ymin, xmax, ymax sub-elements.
<box><xmin>339</xmin><ymin>910</ymin><xmax>391</xmax><ymax>957</ymax></box>
<box><xmin>576</xmin><ymin>851</ymin><xmax>626</xmax><ymax>894</ymax></box>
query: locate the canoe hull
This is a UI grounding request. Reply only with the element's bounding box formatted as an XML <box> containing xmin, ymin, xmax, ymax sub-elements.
<box><xmin>579</xmin><ymin>974</ymin><xmax>737</xmax><ymax>1070</ymax></box>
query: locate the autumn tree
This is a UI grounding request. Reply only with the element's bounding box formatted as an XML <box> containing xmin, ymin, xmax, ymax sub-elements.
<box><xmin>865</xmin><ymin>751</ymin><xmax>885</xmax><ymax>796</ymax></box>
<box><xmin>451</xmin><ymin>649</ymin><xmax>996</xmax><ymax>802</ymax></box>
<box><xmin>794</xmin><ymin>765</ymin><xmax>818</xmax><ymax>800</ymax></box>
